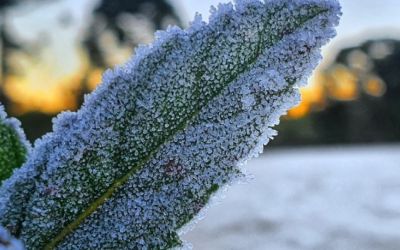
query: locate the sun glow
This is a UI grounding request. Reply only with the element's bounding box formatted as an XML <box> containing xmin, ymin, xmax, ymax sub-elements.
<box><xmin>3</xmin><ymin>47</ymin><xmax>89</xmax><ymax>114</ymax></box>
<box><xmin>287</xmin><ymin>62</ymin><xmax>387</xmax><ymax>119</ymax></box>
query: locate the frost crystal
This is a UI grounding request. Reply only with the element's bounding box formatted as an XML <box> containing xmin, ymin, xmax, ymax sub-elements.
<box><xmin>0</xmin><ymin>0</ymin><xmax>340</xmax><ymax>249</ymax></box>
<box><xmin>0</xmin><ymin>104</ymin><xmax>31</xmax><ymax>183</ymax></box>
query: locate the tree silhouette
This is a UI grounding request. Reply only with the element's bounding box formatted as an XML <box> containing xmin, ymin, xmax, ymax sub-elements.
<box><xmin>315</xmin><ymin>39</ymin><xmax>400</xmax><ymax>143</ymax></box>
<box><xmin>272</xmin><ymin>38</ymin><xmax>400</xmax><ymax>146</ymax></box>
<box><xmin>84</xmin><ymin>0</ymin><xmax>180</xmax><ymax>69</ymax></box>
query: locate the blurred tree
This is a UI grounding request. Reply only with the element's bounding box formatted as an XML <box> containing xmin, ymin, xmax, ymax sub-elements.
<box><xmin>84</xmin><ymin>0</ymin><xmax>180</xmax><ymax>69</ymax></box>
<box><xmin>272</xmin><ymin>39</ymin><xmax>400</xmax><ymax>146</ymax></box>
<box><xmin>82</xmin><ymin>0</ymin><xmax>181</xmax><ymax>94</ymax></box>
<box><xmin>314</xmin><ymin>39</ymin><xmax>400</xmax><ymax>143</ymax></box>
<box><xmin>0</xmin><ymin>0</ymin><xmax>22</xmax><ymax>107</ymax></box>
<box><xmin>0</xmin><ymin>0</ymin><xmax>55</xmax><ymax>141</ymax></box>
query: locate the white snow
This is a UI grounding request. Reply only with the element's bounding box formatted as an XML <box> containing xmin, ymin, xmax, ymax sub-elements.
<box><xmin>183</xmin><ymin>144</ymin><xmax>400</xmax><ymax>250</ymax></box>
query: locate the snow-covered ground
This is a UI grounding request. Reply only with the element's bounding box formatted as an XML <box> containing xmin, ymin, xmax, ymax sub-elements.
<box><xmin>182</xmin><ymin>144</ymin><xmax>400</xmax><ymax>250</ymax></box>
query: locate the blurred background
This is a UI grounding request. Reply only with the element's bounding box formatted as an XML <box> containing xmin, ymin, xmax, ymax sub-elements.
<box><xmin>0</xmin><ymin>0</ymin><xmax>399</xmax><ymax>249</ymax></box>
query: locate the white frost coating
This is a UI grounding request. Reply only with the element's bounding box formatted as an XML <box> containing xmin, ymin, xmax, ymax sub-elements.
<box><xmin>0</xmin><ymin>226</ymin><xmax>25</xmax><ymax>250</ymax></box>
<box><xmin>0</xmin><ymin>0</ymin><xmax>340</xmax><ymax>249</ymax></box>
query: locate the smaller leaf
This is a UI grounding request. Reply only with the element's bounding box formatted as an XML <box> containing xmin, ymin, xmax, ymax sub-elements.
<box><xmin>0</xmin><ymin>104</ymin><xmax>31</xmax><ymax>183</ymax></box>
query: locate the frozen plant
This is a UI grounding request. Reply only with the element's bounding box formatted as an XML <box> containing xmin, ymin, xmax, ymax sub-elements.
<box><xmin>0</xmin><ymin>105</ymin><xmax>31</xmax><ymax>183</ymax></box>
<box><xmin>0</xmin><ymin>0</ymin><xmax>340</xmax><ymax>249</ymax></box>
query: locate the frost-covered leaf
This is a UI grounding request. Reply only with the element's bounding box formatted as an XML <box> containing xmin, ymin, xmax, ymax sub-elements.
<box><xmin>0</xmin><ymin>0</ymin><xmax>340</xmax><ymax>249</ymax></box>
<box><xmin>0</xmin><ymin>104</ymin><xmax>31</xmax><ymax>183</ymax></box>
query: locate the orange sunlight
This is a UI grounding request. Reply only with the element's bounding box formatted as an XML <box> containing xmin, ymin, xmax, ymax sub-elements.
<box><xmin>288</xmin><ymin>73</ymin><xmax>326</xmax><ymax>119</ymax></box>
<box><xmin>3</xmin><ymin>47</ymin><xmax>89</xmax><ymax>114</ymax></box>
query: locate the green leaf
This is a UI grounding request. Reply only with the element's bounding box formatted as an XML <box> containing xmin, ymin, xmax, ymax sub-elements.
<box><xmin>0</xmin><ymin>0</ymin><xmax>340</xmax><ymax>249</ymax></box>
<box><xmin>0</xmin><ymin>104</ymin><xmax>30</xmax><ymax>183</ymax></box>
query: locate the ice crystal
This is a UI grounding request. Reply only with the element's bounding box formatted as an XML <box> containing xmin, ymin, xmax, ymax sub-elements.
<box><xmin>0</xmin><ymin>0</ymin><xmax>340</xmax><ymax>249</ymax></box>
<box><xmin>0</xmin><ymin>104</ymin><xmax>31</xmax><ymax>183</ymax></box>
